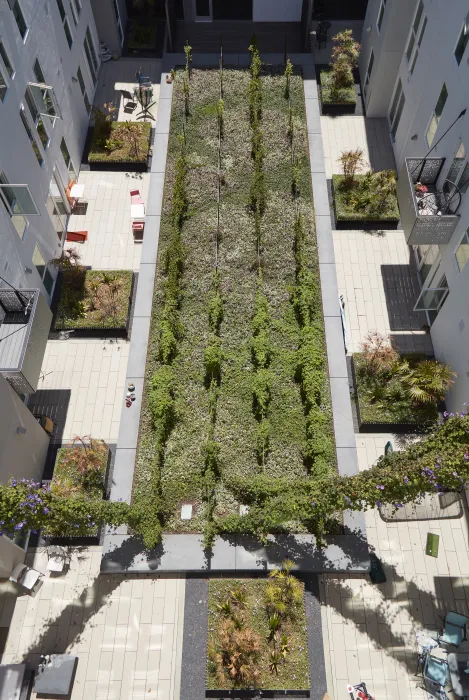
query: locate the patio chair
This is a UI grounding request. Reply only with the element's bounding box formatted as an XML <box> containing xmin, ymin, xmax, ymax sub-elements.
<box><xmin>438</xmin><ymin>611</ymin><xmax>468</xmax><ymax>648</ymax></box>
<box><xmin>130</xmin><ymin>189</ymin><xmax>144</xmax><ymax>205</ymax></box>
<box><xmin>423</xmin><ymin>654</ymin><xmax>449</xmax><ymax>698</ymax></box>
<box><xmin>9</xmin><ymin>563</ymin><xmax>43</xmax><ymax>596</ymax></box>
<box><xmin>46</xmin><ymin>545</ymin><xmax>70</xmax><ymax>575</ymax></box>
<box><xmin>121</xmin><ymin>89</ymin><xmax>137</xmax><ymax>113</ymax></box>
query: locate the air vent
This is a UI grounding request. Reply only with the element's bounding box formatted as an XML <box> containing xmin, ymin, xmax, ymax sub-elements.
<box><xmin>459</xmin><ymin>319</ymin><xmax>465</xmax><ymax>332</ymax></box>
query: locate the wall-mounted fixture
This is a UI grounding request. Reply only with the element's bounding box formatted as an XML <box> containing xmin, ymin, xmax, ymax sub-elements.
<box><xmin>411</xmin><ymin>134</ymin><xmax>418</xmax><ymax>140</ymax></box>
<box><xmin>17</xmin><ymin>427</ymin><xmax>27</xmax><ymax>435</ymax></box>
<box><xmin>24</xmin><ymin>267</ymin><xmax>32</xmax><ymax>274</ymax></box>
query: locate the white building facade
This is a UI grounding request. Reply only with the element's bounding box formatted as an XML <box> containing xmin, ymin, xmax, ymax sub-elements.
<box><xmin>360</xmin><ymin>0</ymin><xmax>469</xmax><ymax>411</ymax></box>
<box><xmin>0</xmin><ymin>0</ymin><xmax>100</xmax><ymax>299</ymax></box>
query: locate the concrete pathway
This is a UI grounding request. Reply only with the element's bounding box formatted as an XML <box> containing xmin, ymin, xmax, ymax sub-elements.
<box><xmin>66</xmin><ymin>171</ymin><xmax>149</xmax><ymax>271</ymax></box>
<box><xmin>0</xmin><ymin>548</ymin><xmax>185</xmax><ymax>700</ymax></box>
<box><xmin>321</xmin><ymin>435</ymin><xmax>469</xmax><ymax>700</ymax></box>
<box><xmin>334</xmin><ymin>229</ymin><xmax>433</xmax><ymax>354</ymax></box>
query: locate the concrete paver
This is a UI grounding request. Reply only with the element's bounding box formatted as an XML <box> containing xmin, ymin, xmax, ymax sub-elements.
<box><xmin>0</xmin><ymin>549</ymin><xmax>185</xmax><ymax>700</ymax></box>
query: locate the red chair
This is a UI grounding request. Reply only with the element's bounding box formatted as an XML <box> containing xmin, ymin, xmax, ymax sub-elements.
<box><xmin>130</xmin><ymin>189</ymin><xmax>144</xmax><ymax>205</ymax></box>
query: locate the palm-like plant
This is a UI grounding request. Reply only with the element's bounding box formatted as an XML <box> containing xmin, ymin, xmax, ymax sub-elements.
<box><xmin>269</xmin><ymin>650</ymin><xmax>283</xmax><ymax>675</ymax></box>
<box><xmin>267</xmin><ymin>613</ymin><xmax>281</xmax><ymax>642</ymax></box>
<box><xmin>280</xmin><ymin>634</ymin><xmax>291</xmax><ymax>658</ymax></box>
<box><xmin>399</xmin><ymin>359</ymin><xmax>456</xmax><ymax>404</ymax></box>
<box><xmin>214</xmin><ymin>619</ymin><xmax>261</xmax><ymax>685</ymax></box>
<box><xmin>216</xmin><ymin>599</ymin><xmax>233</xmax><ymax>616</ymax></box>
<box><xmin>230</xmin><ymin>585</ymin><xmax>247</xmax><ymax>608</ymax></box>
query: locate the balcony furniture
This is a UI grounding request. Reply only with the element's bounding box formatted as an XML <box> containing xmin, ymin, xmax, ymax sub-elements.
<box><xmin>131</xmin><ymin>200</ymin><xmax>145</xmax><ymax>240</ymax></box>
<box><xmin>447</xmin><ymin>653</ymin><xmax>469</xmax><ymax>699</ymax></box>
<box><xmin>423</xmin><ymin>654</ymin><xmax>449</xmax><ymax>697</ymax></box>
<box><xmin>396</xmin><ymin>158</ymin><xmax>461</xmax><ymax>245</ymax></box>
<box><xmin>134</xmin><ymin>84</ymin><xmax>156</xmax><ymax>122</ymax></box>
<box><xmin>9</xmin><ymin>563</ymin><xmax>43</xmax><ymax>596</ymax></box>
<box><xmin>438</xmin><ymin>612</ymin><xmax>468</xmax><ymax>648</ymax></box>
<box><xmin>66</xmin><ymin>230</ymin><xmax>88</xmax><ymax>243</ymax></box>
<box><xmin>34</xmin><ymin>655</ymin><xmax>78</xmax><ymax>697</ymax></box>
<box><xmin>46</xmin><ymin>545</ymin><xmax>70</xmax><ymax>574</ymax></box>
<box><xmin>130</xmin><ymin>189</ymin><xmax>144</xmax><ymax>205</ymax></box>
<box><xmin>121</xmin><ymin>89</ymin><xmax>137</xmax><ymax>113</ymax></box>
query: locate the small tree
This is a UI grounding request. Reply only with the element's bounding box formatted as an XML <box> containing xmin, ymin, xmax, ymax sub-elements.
<box><xmin>337</xmin><ymin>148</ymin><xmax>365</xmax><ymax>186</ymax></box>
<box><xmin>360</xmin><ymin>331</ymin><xmax>399</xmax><ymax>376</ymax></box>
<box><xmin>184</xmin><ymin>42</ymin><xmax>192</xmax><ymax>79</ymax></box>
<box><xmin>328</xmin><ymin>30</ymin><xmax>360</xmax><ymax>99</ymax></box>
<box><xmin>284</xmin><ymin>58</ymin><xmax>293</xmax><ymax>99</ymax></box>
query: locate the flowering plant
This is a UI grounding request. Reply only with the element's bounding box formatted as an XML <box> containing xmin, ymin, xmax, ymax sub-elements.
<box><xmin>415</xmin><ymin>182</ymin><xmax>428</xmax><ymax>194</ymax></box>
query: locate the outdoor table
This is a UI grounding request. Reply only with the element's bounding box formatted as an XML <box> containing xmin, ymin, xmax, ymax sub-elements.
<box><xmin>130</xmin><ymin>203</ymin><xmax>145</xmax><ymax>220</ymax></box>
<box><xmin>34</xmin><ymin>655</ymin><xmax>78</xmax><ymax>696</ymax></box>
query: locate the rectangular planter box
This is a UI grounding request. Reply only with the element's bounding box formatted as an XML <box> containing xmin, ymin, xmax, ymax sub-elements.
<box><xmin>331</xmin><ymin>176</ymin><xmax>400</xmax><ymax>229</ymax></box>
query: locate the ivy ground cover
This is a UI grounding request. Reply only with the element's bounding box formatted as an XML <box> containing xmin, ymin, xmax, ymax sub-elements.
<box><xmin>133</xmin><ymin>65</ymin><xmax>335</xmax><ymax>544</ymax></box>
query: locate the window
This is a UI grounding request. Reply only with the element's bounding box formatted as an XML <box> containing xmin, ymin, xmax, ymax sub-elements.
<box><xmin>69</xmin><ymin>0</ymin><xmax>79</xmax><ymax>25</ymax></box>
<box><xmin>0</xmin><ymin>41</ymin><xmax>14</xmax><ymax>78</ymax></box>
<box><xmin>72</xmin><ymin>0</ymin><xmax>82</xmax><ymax>18</ymax></box>
<box><xmin>406</xmin><ymin>1</ymin><xmax>426</xmax><ymax>74</ymax></box>
<box><xmin>20</xmin><ymin>106</ymin><xmax>43</xmax><ymax>166</ymax></box>
<box><xmin>32</xmin><ymin>245</ymin><xmax>54</xmax><ymax>295</ymax></box>
<box><xmin>455</xmin><ymin>22</ymin><xmax>469</xmax><ymax>65</ymax></box>
<box><xmin>455</xmin><ymin>230</ymin><xmax>469</xmax><ymax>273</ymax></box>
<box><xmin>56</xmin><ymin>0</ymin><xmax>73</xmax><ymax>47</ymax></box>
<box><xmin>12</xmin><ymin>0</ymin><xmax>28</xmax><ymax>40</ymax></box>
<box><xmin>443</xmin><ymin>142</ymin><xmax>469</xmax><ymax>209</ymax></box>
<box><xmin>60</xmin><ymin>137</ymin><xmax>76</xmax><ymax>179</ymax></box>
<box><xmin>0</xmin><ymin>172</ymin><xmax>28</xmax><ymax>239</ymax></box>
<box><xmin>364</xmin><ymin>50</ymin><xmax>374</xmax><ymax>96</ymax></box>
<box><xmin>47</xmin><ymin>173</ymin><xmax>68</xmax><ymax>241</ymax></box>
<box><xmin>76</xmin><ymin>66</ymin><xmax>91</xmax><ymax>113</ymax></box>
<box><xmin>32</xmin><ymin>59</ymin><xmax>56</xmax><ymax>122</ymax></box>
<box><xmin>426</xmin><ymin>83</ymin><xmax>448</xmax><ymax>147</ymax></box>
<box><xmin>389</xmin><ymin>79</ymin><xmax>405</xmax><ymax>140</ymax></box>
<box><xmin>112</xmin><ymin>0</ymin><xmax>124</xmax><ymax>45</ymax></box>
<box><xmin>83</xmin><ymin>27</ymin><xmax>99</xmax><ymax>83</ymax></box>
<box><xmin>377</xmin><ymin>0</ymin><xmax>386</xmax><ymax>33</ymax></box>
<box><xmin>0</xmin><ymin>66</ymin><xmax>6</xmax><ymax>102</ymax></box>
<box><xmin>24</xmin><ymin>89</ymin><xmax>50</xmax><ymax>149</ymax></box>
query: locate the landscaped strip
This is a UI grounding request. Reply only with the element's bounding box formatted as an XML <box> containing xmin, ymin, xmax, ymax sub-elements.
<box><xmin>133</xmin><ymin>60</ymin><xmax>335</xmax><ymax>548</ymax></box>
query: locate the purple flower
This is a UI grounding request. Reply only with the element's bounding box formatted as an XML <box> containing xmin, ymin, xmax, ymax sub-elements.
<box><xmin>14</xmin><ymin>523</ymin><xmax>23</xmax><ymax>530</ymax></box>
<box><xmin>376</xmin><ymin>485</ymin><xmax>385</xmax><ymax>490</ymax></box>
<box><xmin>376</xmin><ymin>500</ymin><xmax>382</xmax><ymax>508</ymax></box>
<box><xmin>465</xmin><ymin>454</ymin><xmax>468</xmax><ymax>461</ymax></box>
<box><xmin>344</xmin><ymin>496</ymin><xmax>351</xmax><ymax>504</ymax></box>
<box><xmin>11</xmin><ymin>479</ymin><xmax>17</xmax><ymax>487</ymax></box>
<box><xmin>403</xmin><ymin>476</ymin><xmax>409</xmax><ymax>484</ymax></box>
<box><xmin>311</xmin><ymin>501</ymin><xmax>316</xmax><ymax>506</ymax></box>
<box><xmin>453</xmin><ymin>472</ymin><xmax>458</xmax><ymax>477</ymax></box>
<box><xmin>394</xmin><ymin>503</ymin><xmax>403</xmax><ymax>509</ymax></box>
<box><xmin>43</xmin><ymin>507</ymin><xmax>49</xmax><ymax>515</ymax></box>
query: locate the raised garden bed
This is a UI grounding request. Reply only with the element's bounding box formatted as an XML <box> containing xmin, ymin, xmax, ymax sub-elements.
<box><xmin>43</xmin><ymin>438</ymin><xmax>109</xmax><ymax>539</ymax></box>
<box><xmin>207</xmin><ymin>574</ymin><xmax>309</xmax><ymax>694</ymax></box>
<box><xmin>54</xmin><ymin>269</ymin><xmax>133</xmax><ymax>337</ymax></box>
<box><xmin>332</xmin><ymin>174</ymin><xmax>400</xmax><ymax>227</ymax></box>
<box><xmin>319</xmin><ymin>69</ymin><xmax>357</xmax><ymax>114</ymax></box>
<box><xmin>133</xmin><ymin>64</ymin><xmax>336</xmax><ymax>545</ymax></box>
<box><xmin>88</xmin><ymin>121</ymin><xmax>151</xmax><ymax>170</ymax></box>
<box><xmin>352</xmin><ymin>353</ymin><xmax>439</xmax><ymax>433</ymax></box>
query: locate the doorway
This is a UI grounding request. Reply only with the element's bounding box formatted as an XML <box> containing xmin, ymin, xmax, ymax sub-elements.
<box><xmin>193</xmin><ymin>0</ymin><xmax>212</xmax><ymax>21</ymax></box>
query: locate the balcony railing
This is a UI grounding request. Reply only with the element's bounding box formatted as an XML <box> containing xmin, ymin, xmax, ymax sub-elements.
<box><xmin>396</xmin><ymin>158</ymin><xmax>461</xmax><ymax>245</ymax></box>
<box><xmin>0</xmin><ymin>289</ymin><xmax>52</xmax><ymax>395</ymax></box>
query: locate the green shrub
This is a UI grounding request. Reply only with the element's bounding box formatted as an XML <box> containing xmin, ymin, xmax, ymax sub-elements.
<box><xmin>88</xmin><ymin>121</ymin><xmax>151</xmax><ymax>163</ymax></box>
<box><xmin>149</xmin><ymin>366</ymin><xmax>176</xmax><ymax>439</ymax></box>
<box><xmin>205</xmin><ymin>335</ymin><xmax>223</xmax><ymax>383</ymax></box>
<box><xmin>253</xmin><ymin>368</ymin><xmax>271</xmax><ymax>419</ymax></box>
<box><xmin>333</xmin><ymin>174</ymin><xmax>399</xmax><ymax>221</ymax></box>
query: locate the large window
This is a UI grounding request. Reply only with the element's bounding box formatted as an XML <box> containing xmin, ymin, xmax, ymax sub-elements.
<box><xmin>32</xmin><ymin>58</ymin><xmax>57</xmax><ymax>125</ymax></box>
<box><xmin>20</xmin><ymin>106</ymin><xmax>43</xmax><ymax>166</ymax></box>
<box><xmin>32</xmin><ymin>245</ymin><xmax>54</xmax><ymax>295</ymax></box>
<box><xmin>24</xmin><ymin>89</ymin><xmax>50</xmax><ymax>149</ymax></box>
<box><xmin>454</xmin><ymin>21</ymin><xmax>469</xmax><ymax>65</ymax></box>
<box><xmin>12</xmin><ymin>0</ymin><xmax>28</xmax><ymax>40</ymax></box>
<box><xmin>60</xmin><ymin>137</ymin><xmax>76</xmax><ymax>180</ymax></box>
<box><xmin>455</xmin><ymin>230</ymin><xmax>469</xmax><ymax>273</ymax></box>
<box><xmin>112</xmin><ymin>0</ymin><xmax>124</xmax><ymax>45</ymax></box>
<box><xmin>0</xmin><ymin>66</ymin><xmax>6</xmax><ymax>102</ymax></box>
<box><xmin>376</xmin><ymin>0</ymin><xmax>387</xmax><ymax>33</ymax></box>
<box><xmin>426</xmin><ymin>83</ymin><xmax>448</xmax><ymax>147</ymax></box>
<box><xmin>0</xmin><ymin>172</ymin><xmax>29</xmax><ymax>239</ymax></box>
<box><xmin>0</xmin><ymin>41</ymin><xmax>14</xmax><ymax>78</ymax></box>
<box><xmin>56</xmin><ymin>0</ymin><xmax>73</xmax><ymax>48</ymax></box>
<box><xmin>83</xmin><ymin>27</ymin><xmax>99</xmax><ymax>83</ymax></box>
<box><xmin>389</xmin><ymin>79</ymin><xmax>405</xmax><ymax>140</ymax></box>
<box><xmin>406</xmin><ymin>0</ymin><xmax>426</xmax><ymax>74</ymax></box>
<box><xmin>47</xmin><ymin>173</ymin><xmax>68</xmax><ymax>242</ymax></box>
<box><xmin>364</xmin><ymin>50</ymin><xmax>374</xmax><ymax>96</ymax></box>
<box><xmin>77</xmin><ymin>66</ymin><xmax>91</xmax><ymax>114</ymax></box>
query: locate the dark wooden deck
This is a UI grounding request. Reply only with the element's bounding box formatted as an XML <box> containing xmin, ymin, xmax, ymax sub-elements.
<box><xmin>174</xmin><ymin>20</ymin><xmax>303</xmax><ymax>53</ymax></box>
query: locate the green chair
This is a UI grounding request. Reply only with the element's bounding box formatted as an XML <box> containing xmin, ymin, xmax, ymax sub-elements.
<box><xmin>438</xmin><ymin>611</ymin><xmax>468</xmax><ymax>648</ymax></box>
<box><xmin>423</xmin><ymin>654</ymin><xmax>449</xmax><ymax>698</ymax></box>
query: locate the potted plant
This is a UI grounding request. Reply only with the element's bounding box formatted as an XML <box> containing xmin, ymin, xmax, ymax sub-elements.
<box><xmin>166</xmin><ymin>68</ymin><xmax>175</xmax><ymax>84</ymax></box>
<box><xmin>414</xmin><ymin>182</ymin><xmax>428</xmax><ymax>198</ymax></box>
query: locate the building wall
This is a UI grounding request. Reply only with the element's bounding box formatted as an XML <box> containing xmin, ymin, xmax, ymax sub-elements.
<box><xmin>253</xmin><ymin>0</ymin><xmax>303</xmax><ymax>22</ymax></box>
<box><xmin>0</xmin><ymin>537</ymin><xmax>26</xmax><ymax>579</ymax></box>
<box><xmin>0</xmin><ymin>374</ymin><xmax>49</xmax><ymax>484</ymax></box>
<box><xmin>0</xmin><ymin>0</ymin><xmax>100</xmax><ymax>300</ymax></box>
<box><xmin>91</xmin><ymin>0</ymin><xmax>126</xmax><ymax>55</ymax></box>
<box><xmin>364</xmin><ymin>0</ymin><xmax>469</xmax><ymax>410</ymax></box>
<box><xmin>359</xmin><ymin>0</ymin><xmax>417</xmax><ymax>118</ymax></box>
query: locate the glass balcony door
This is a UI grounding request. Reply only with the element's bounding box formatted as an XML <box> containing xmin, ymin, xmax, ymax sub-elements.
<box><xmin>193</xmin><ymin>0</ymin><xmax>212</xmax><ymax>21</ymax></box>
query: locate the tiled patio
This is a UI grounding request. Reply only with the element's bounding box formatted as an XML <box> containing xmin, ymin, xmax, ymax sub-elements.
<box><xmin>0</xmin><ymin>548</ymin><xmax>185</xmax><ymax>700</ymax></box>
<box><xmin>34</xmin><ymin>338</ymin><xmax>129</xmax><ymax>443</ymax></box>
<box><xmin>93</xmin><ymin>58</ymin><xmax>162</xmax><ymax>123</ymax></box>
<box><xmin>66</xmin><ymin>171</ymin><xmax>149</xmax><ymax>270</ymax></box>
<box><xmin>321</xmin><ymin>434</ymin><xmax>469</xmax><ymax>700</ymax></box>
<box><xmin>334</xmin><ymin>229</ymin><xmax>433</xmax><ymax>354</ymax></box>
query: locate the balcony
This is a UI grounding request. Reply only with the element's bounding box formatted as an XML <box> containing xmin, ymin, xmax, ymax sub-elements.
<box><xmin>0</xmin><ymin>289</ymin><xmax>52</xmax><ymax>395</ymax></box>
<box><xmin>396</xmin><ymin>158</ymin><xmax>461</xmax><ymax>245</ymax></box>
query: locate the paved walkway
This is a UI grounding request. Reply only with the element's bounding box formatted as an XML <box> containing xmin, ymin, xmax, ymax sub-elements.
<box><xmin>334</xmin><ymin>229</ymin><xmax>433</xmax><ymax>354</ymax></box>
<box><xmin>321</xmin><ymin>435</ymin><xmax>469</xmax><ymax>700</ymax></box>
<box><xmin>94</xmin><ymin>58</ymin><xmax>162</xmax><ymax>123</ymax></box>
<box><xmin>66</xmin><ymin>171</ymin><xmax>149</xmax><ymax>270</ymax></box>
<box><xmin>0</xmin><ymin>548</ymin><xmax>185</xmax><ymax>700</ymax></box>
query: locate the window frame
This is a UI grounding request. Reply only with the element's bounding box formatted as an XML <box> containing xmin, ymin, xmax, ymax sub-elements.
<box><xmin>364</xmin><ymin>49</ymin><xmax>374</xmax><ymax>96</ymax></box>
<box><xmin>76</xmin><ymin>65</ymin><xmax>91</xmax><ymax>114</ymax></box>
<box><xmin>454</xmin><ymin>20</ymin><xmax>469</xmax><ymax>66</ymax></box>
<box><xmin>389</xmin><ymin>78</ymin><xmax>405</xmax><ymax>140</ymax></box>
<box><xmin>426</xmin><ymin>83</ymin><xmax>448</xmax><ymax>148</ymax></box>
<box><xmin>111</xmin><ymin>0</ymin><xmax>124</xmax><ymax>46</ymax></box>
<box><xmin>32</xmin><ymin>244</ymin><xmax>54</xmax><ymax>295</ymax></box>
<box><xmin>405</xmin><ymin>1</ymin><xmax>426</xmax><ymax>75</ymax></box>
<box><xmin>19</xmin><ymin>105</ymin><xmax>44</xmax><ymax>166</ymax></box>
<box><xmin>56</xmin><ymin>0</ymin><xmax>74</xmax><ymax>48</ymax></box>
<box><xmin>12</xmin><ymin>0</ymin><xmax>28</xmax><ymax>42</ymax></box>
<box><xmin>376</xmin><ymin>0</ymin><xmax>387</xmax><ymax>34</ymax></box>
<box><xmin>83</xmin><ymin>26</ymin><xmax>99</xmax><ymax>84</ymax></box>
<box><xmin>0</xmin><ymin>40</ymin><xmax>15</xmax><ymax>79</ymax></box>
<box><xmin>0</xmin><ymin>172</ymin><xmax>30</xmax><ymax>239</ymax></box>
<box><xmin>60</xmin><ymin>137</ymin><xmax>77</xmax><ymax>180</ymax></box>
<box><xmin>454</xmin><ymin>229</ymin><xmax>469</xmax><ymax>273</ymax></box>
<box><xmin>0</xmin><ymin>65</ymin><xmax>7</xmax><ymax>102</ymax></box>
